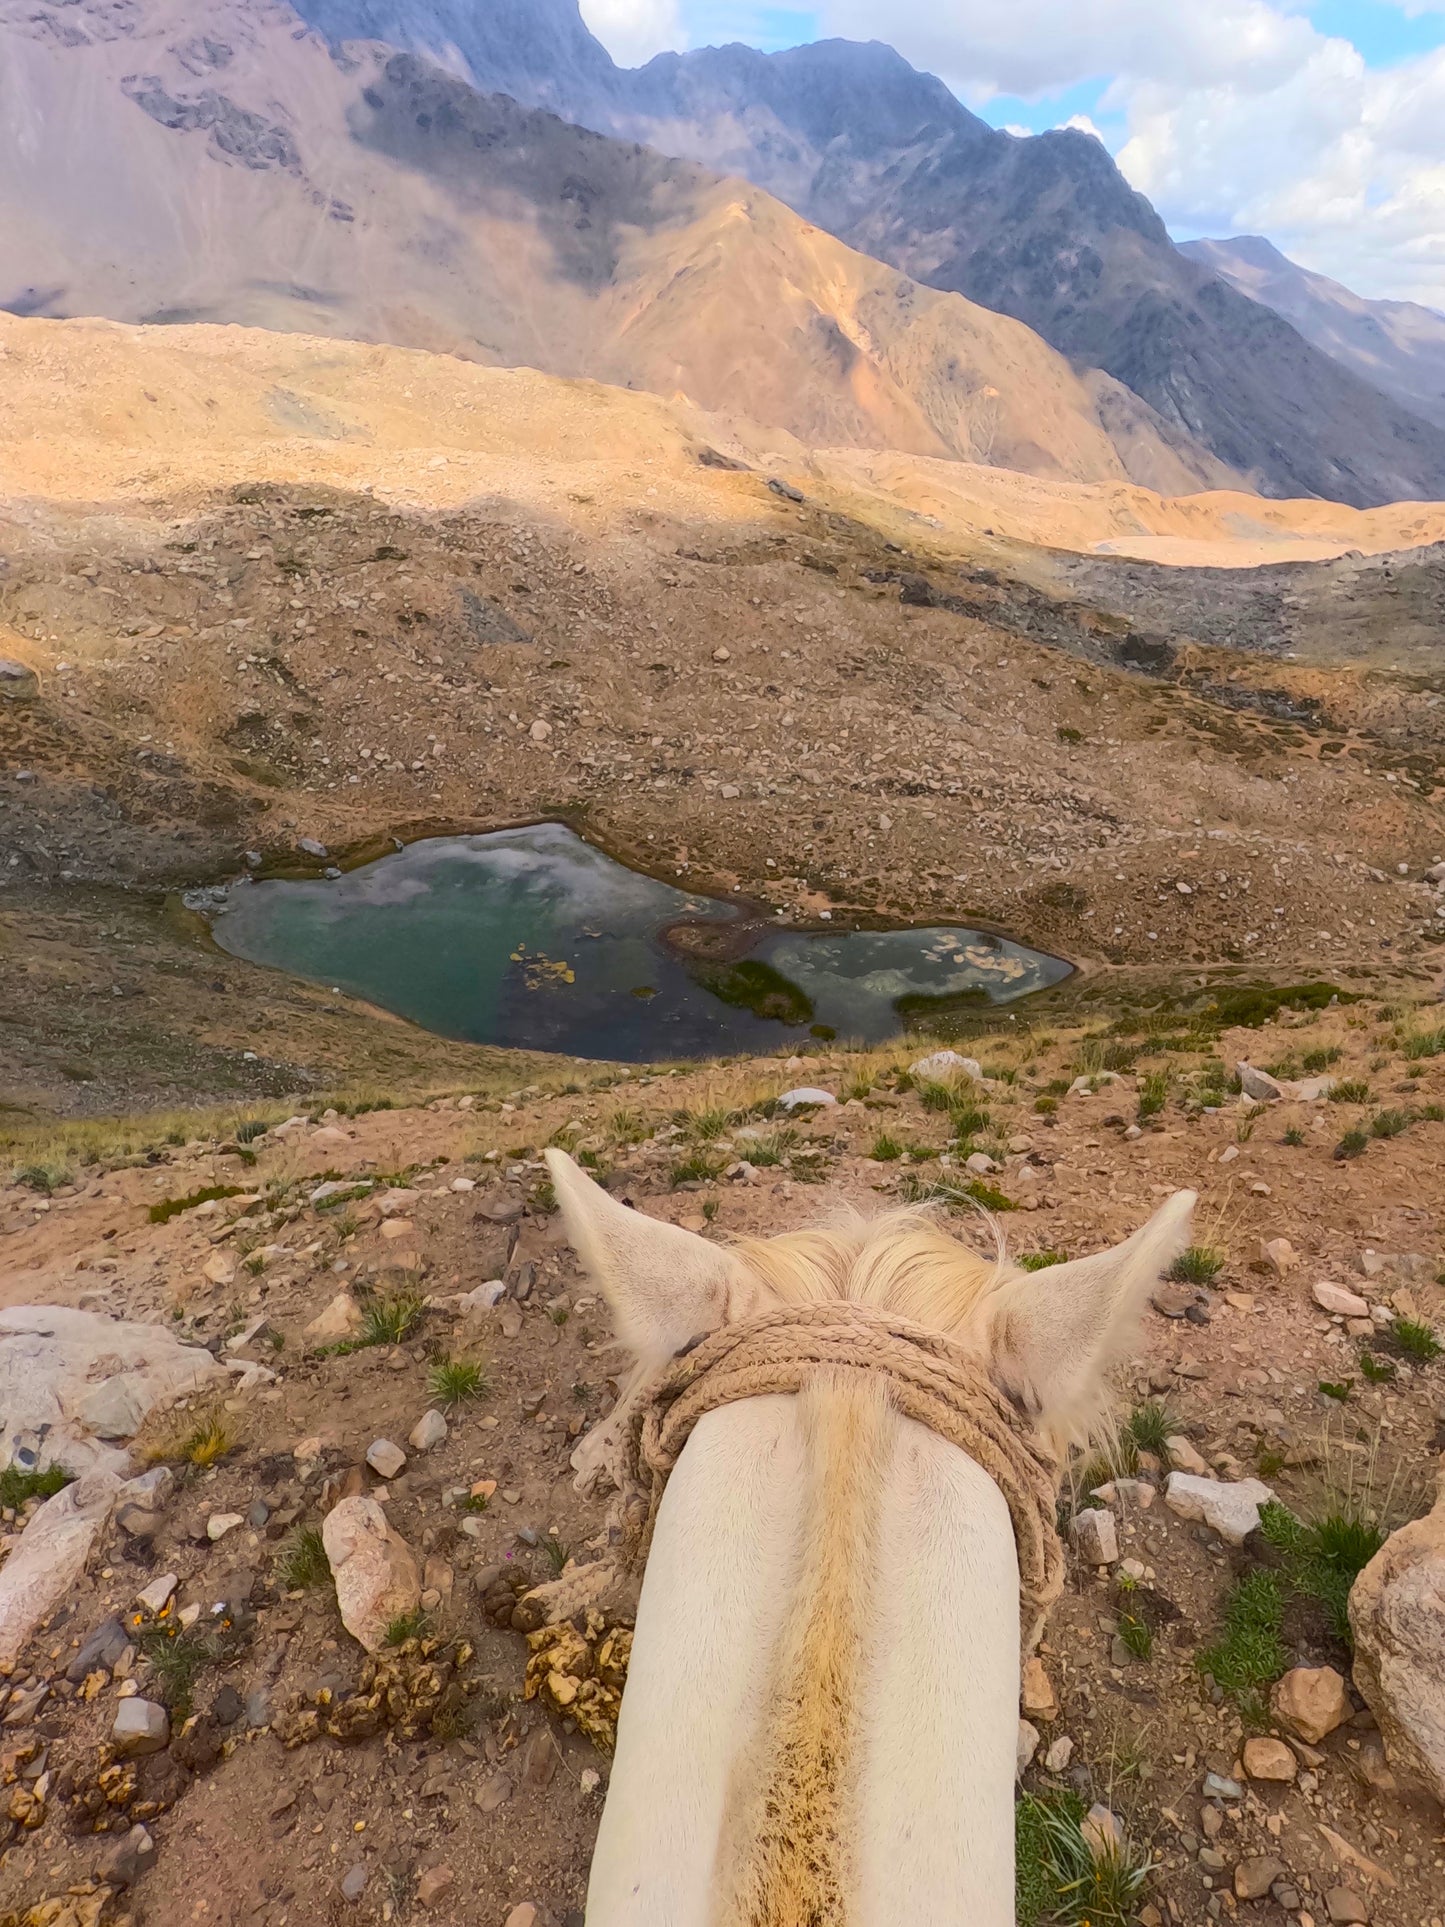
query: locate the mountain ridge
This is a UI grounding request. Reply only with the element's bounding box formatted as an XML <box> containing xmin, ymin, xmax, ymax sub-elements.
<box><xmin>1181</xmin><ymin>234</ymin><xmax>1445</xmax><ymax>432</ymax></box>
<box><xmin>0</xmin><ymin>1</ymin><xmax>1226</xmax><ymax>492</ymax></box>
<box><xmin>284</xmin><ymin>0</ymin><xmax>1445</xmax><ymax>509</ymax></box>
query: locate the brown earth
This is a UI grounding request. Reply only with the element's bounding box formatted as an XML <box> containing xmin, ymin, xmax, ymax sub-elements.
<box><xmin>0</xmin><ymin>1003</ymin><xmax>1442</xmax><ymax>1925</ymax></box>
<box><xmin>2</xmin><ymin>319</ymin><xmax>1443</xmax><ymax>1117</ymax></box>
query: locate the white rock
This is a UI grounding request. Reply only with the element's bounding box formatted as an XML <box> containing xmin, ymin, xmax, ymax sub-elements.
<box><xmin>223</xmin><ymin>1316</ymin><xmax>271</xmax><ymax>1354</ymax></box>
<box><xmin>909</xmin><ymin>1051</ymin><xmax>984</xmax><ymax>1085</ymax></box>
<box><xmin>965</xmin><ymin>1151</ymin><xmax>999</xmax><ymax>1175</ymax></box>
<box><xmin>207</xmin><ymin>1513</ymin><xmax>244</xmax><ymax>1542</ymax></box>
<box><xmin>366</xmin><ymin>1439</ymin><xmax>407</xmax><ymax>1479</ymax></box>
<box><xmin>1044</xmin><ymin>1735</ymin><xmax>1075</xmax><ymax>1773</ymax></box>
<box><xmin>112</xmin><ymin>1697</ymin><xmax>170</xmax><ymax>1757</ymax></box>
<box><xmin>201</xmin><ymin>1250</ymin><xmax>236</xmax><ymax>1288</ymax></box>
<box><xmin>776</xmin><ymin>1087</ymin><xmax>837</xmax><ymax>1110</ymax></box>
<box><xmin>457</xmin><ymin>1281</ymin><xmax>507</xmax><ymax>1311</ymax></box>
<box><xmin>450</xmin><ymin>1176</ymin><xmax>476</xmax><ymax>1193</ymax></box>
<box><xmin>1313</xmin><ymin>1281</ymin><xmax>1370</xmax><ymax>1319</ymax></box>
<box><xmin>1165</xmin><ymin>1472</ymin><xmax>1275</xmax><ymax>1544</ymax></box>
<box><xmin>322</xmin><ymin>1495</ymin><xmax>422</xmax><ymax>1652</ymax></box>
<box><xmin>1017</xmin><ymin>1719</ymin><xmax>1040</xmax><ymax>1775</ymax></box>
<box><xmin>135</xmin><ymin>1571</ymin><xmax>179</xmax><ymax>1615</ymax></box>
<box><xmin>408</xmin><ymin>1410</ymin><xmax>448</xmax><ymax>1452</ymax></box>
<box><xmin>1237</xmin><ymin>1062</ymin><xmax>1284</xmax><ymax>1102</ymax></box>
<box><xmin>1288</xmin><ymin>1076</ymin><xmax>1336</xmax><ymax>1102</ymax></box>
<box><xmin>0</xmin><ymin>1470</ymin><xmax>132</xmax><ymax>1671</ymax></box>
<box><xmin>1070</xmin><ymin>1508</ymin><xmax>1119</xmax><ymax>1564</ymax></box>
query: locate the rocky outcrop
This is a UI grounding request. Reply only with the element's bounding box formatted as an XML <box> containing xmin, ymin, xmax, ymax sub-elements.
<box><xmin>0</xmin><ymin>1305</ymin><xmax>226</xmax><ymax>1476</ymax></box>
<box><xmin>1350</xmin><ymin>1458</ymin><xmax>1445</xmax><ymax>1802</ymax></box>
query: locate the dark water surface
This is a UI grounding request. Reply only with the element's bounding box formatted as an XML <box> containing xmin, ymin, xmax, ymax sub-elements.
<box><xmin>207</xmin><ymin>824</ymin><xmax>1071</xmax><ymax>1060</ymax></box>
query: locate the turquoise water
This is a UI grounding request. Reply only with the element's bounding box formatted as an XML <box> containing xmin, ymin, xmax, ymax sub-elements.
<box><xmin>207</xmin><ymin>823</ymin><xmax>1070</xmax><ymax>1060</ymax></box>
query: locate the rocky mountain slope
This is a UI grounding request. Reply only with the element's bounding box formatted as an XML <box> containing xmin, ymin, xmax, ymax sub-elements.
<box><xmin>1182</xmin><ymin>236</ymin><xmax>1445</xmax><ymax>433</ymax></box>
<box><xmin>0</xmin><ymin>1010</ymin><xmax>1442</xmax><ymax>1926</ymax></box>
<box><xmin>0</xmin><ymin>0</ymin><xmax>1227</xmax><ymax>491</ymax></box>
<box><xmin>291</xmin><ymin>0</ymin><xmax>1445</xmax><ymax>510</ymax></box>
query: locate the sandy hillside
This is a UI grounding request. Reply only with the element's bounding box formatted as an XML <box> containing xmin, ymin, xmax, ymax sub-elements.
<box><xmin>6</xmin><ymin>315</ymin><xmax>1445</xmax><ymax>573</ymax></box>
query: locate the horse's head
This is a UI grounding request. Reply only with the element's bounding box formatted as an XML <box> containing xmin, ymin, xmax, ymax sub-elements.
<box><xmin>544</xmin><ymin>1147</ymin><xmax>1195</xmax><ymax>1450</ymax></box>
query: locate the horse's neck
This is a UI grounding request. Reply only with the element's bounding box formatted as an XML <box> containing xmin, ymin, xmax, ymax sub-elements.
<box><xmin>586</xmin><ymin>1380</ymin><xmax>1022</xmax><ymax>1927</ymax></box>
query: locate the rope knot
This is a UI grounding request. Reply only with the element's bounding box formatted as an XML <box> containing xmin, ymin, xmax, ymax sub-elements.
<box><xmin>525</xmin><ymin>1299</ymin><xmax>1064</xmax><ymax>1655</ymax></box>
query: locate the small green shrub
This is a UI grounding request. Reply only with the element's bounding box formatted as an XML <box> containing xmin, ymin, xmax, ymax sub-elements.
<box><xmin>1015</xmin><ymin>1788</ymin><xmax>1149</xmax><ymax>1927</ymax></box>
<box><xmin>382</xmin><ymin>1608</ymin><xmax>430</xmax><ymax>1647</ymax></box>
<box><xmin>235</xmin><ymin>1119</ymin><xmax>270</xmax><ymax>1144</ymax></box>
<box><xmin>1334</xmin><ymin>1128</ymin><xmax>1369</xmax><ymax>1161</ymax></box>
<box><xmin>1136</xmin><ymin>1071</ymin><xmax>1169</xmax><ymax>1122</ymax></box>
<box><xmin>1392</xmin><ymin>1316</ymin><xmax>1442</xmax><ymax>1362</ymax></box>
<box><xmin>1032</xmin><ymin>1095</ymin><xmax>1058</xmax><ymax>1116</ymax></box>
<box><xmin>1283</xmin><ymin>1125</ymin><xmax>1306</xmax><ymax>1147</ymax></box>
<box><xmin>1301</xmin><ymin>1045</ymin><xmax>1342</xmax><ymax>1072</ymax></box>
<box><xmin>1358</xmin><ymin>1351</ymin><xmax>1396</xmax><ymax>1384</ymax></box>
<box><xmin>1401</xmin><ymin>1027</ymin><xmax>1445</xmax><ymax>1061</ymax></box>
<box><xmin>1167</xmin><ymin>1245</ymin><xmax>1224</xmax><ymax>1286</ymax></box>
<box><xmin>13</xmin><ymin>1161</ymin><xmax>73</xmax><ymax>1195</ymax></box>
<box><xmin>276</xmin><ymin>1526</ymin><xmax>332</xmax><ymax>1591</ymax></box>
<box><xmin>361</xmin><ymin>1293</ymin><xmax>424</xmax><ymax>1348</ymax></box>
<box><xmin>1258</xmin><ymin>1500</ymin><xmax>1386</xmax><ymax>1645</ymax></box>
<box><xmin>1117</xmin><ymin>1612</ymin><xmax>1153</xmax><ymax>1660</ymax></box>
<box><xmin>1318</xmin><ymin>1379</ymin><xmax>1353</xmax><ymax>1402</ymax></box>
<box><xmin>1125</xmin><ymin>1400</ymin><xmax>1175</xmax><ymax>1457</ymax></box>
<box><xmin>1017</xmin><ymin>1250</ymin><xmax>1068</xmax><ymax>1272</ymax></box>
<box><xmin>869</xmin><ymin>1131</ymin><xmax>906</xmax><ymax>1162</ymax></box>
<box><xmin>1370</xmin><ymin>1108</ymin><xmax>1412</xmax><ymax>1139</ymax></box>
<box><xmin>1330</xmin><ymin>1079</ymin><xmax>1371</xmax><ymax>1105</ymax></box>
<box><xmin>429</xmin><ymin>1356</ymin><xmax>489</xmax><ymax>1406</ymax></box>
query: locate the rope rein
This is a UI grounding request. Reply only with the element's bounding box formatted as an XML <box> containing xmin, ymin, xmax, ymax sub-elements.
<box><xmin>525</xmin><ymin>1299</ymin><xmax>1064</xmax><ymax>1656</ymax></box>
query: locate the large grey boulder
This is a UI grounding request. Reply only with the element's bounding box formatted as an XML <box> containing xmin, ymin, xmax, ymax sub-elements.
<box><xmin>0</xmin><ymin>1470</ymin><xmax>123</xmax><ymax>1671</ymax></box>
<box><xmin>1350</xmin><ymin>1456</ymin><xmax>1445</xmax><ymax>1802</ymax></box>
<box><xmin>0</xmin><ymin>1305</ymin><xmax>225</xmax><ymax>1475</ymax></box>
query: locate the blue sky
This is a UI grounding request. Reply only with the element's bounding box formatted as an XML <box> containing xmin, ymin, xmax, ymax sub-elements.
<box><xmin>584</xmin><ymin>0</ymin><xmax>1445</xmax><ymax>303</ymax></box>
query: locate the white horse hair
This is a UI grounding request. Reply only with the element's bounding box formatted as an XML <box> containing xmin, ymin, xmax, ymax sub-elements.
<box><xmin>544</xmin><ymin>1149</ymin><xmax>1194</xmax><ymax>1927</ymax></box>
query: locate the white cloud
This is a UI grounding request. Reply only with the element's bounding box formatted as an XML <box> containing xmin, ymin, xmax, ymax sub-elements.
<box><xmin>579</xmin><ymin>0</ymin><xmax>686</xmax><ymax>67</ymax></box>
<box><xmin>811</xmin><ymin>1</ymin><xmax>1445</xmax><ymax>305</ymax></box>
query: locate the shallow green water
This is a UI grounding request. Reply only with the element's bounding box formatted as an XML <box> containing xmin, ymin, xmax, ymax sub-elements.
<box><xmin>207</xmin><ymin>823</ymin><xmax>1070</xmax><ymax>1060</ymax></box>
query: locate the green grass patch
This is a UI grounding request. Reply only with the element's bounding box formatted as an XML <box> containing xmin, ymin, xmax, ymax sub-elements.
<box><xmin>1330</xmin><ymin>1079</ymin><xmax>1371</xmax><ymax>1105</ymax></box>
<box><xmin>1318</xmin><ymin>1379</ymin><xmax>1352</xmax><ymax>1401</ymax></box>
<box><xmin>1015</xmin><ymin>1789</ymin><xmax>1149</xmax><ymax>1927</ymax></box>
<box><xmin>0</xmin><ymin>1464</ymin><xmax>72</xmax><ymax>1510</ymax></box>
<box><xmin>869</xmin><ymin>1131</ymin><xmax>906</xmax><ymax>1162</ymax></box>
<box><xmin>361</xmin><ymin>1293</ymin><xmax>425</xmax><ymax>1348</ymax></box>
<box><xmin>1358</xmin><ymin>1351</ymin><xmax>1396</xmax><ymax>1384</ymax></box>
<box><xmin>1197</xmin><ymin>1568</ymin><xmax>1287</xmax><ymax>1724</ymax></box>
<box><xmin>1017</xmin><ymin>1249</ymin><xmax>1068</xmax><ymax>1272</ymax></box>
<box><xmin>1401</xmin><ymin>1027</ymin><xmax>1445</xmax><ymax>1061</ymax></box>
<box><xmin>1167</xmin><ymin>1245</ymin><xmax>1224</xmax><ymax>1286</ymax></box>
<box><xmin>276</xmin><ymin>1526</ymin><xmax>332</xmax><ymax>1591</ymax></box>
<box><xmin>381</xmin><ymin>1608</ymin><xmax>431</xmax><ymax>1647</ymax></box>
<box><xmin>1257</xmin><ymin>1500</ymin><xmax>1385</xmax><ymax>1646</ymax></box>
<box><xmin>429</xmin><ymin>1356</ymin><xmax>489</xmax><ymax>1406</ymax></box>
<box><xmin>1136</xmin><ymin>1071</ymin><xmax>1169</xmax><ymax>1122</ymax></box>
<box><xmin>1370</xmin><ymin>1108</ymin><xmax>1412</xmax><ymax>1139</ymax></box>
<box><xmin>13</xmin><ymin>1161</ymin><xmax>74</xmax><ymax>1195</ymax></box>
<box><xmin>1391</xmin><ymin>1315</ymin><xmax>1442</xmax><ymax>1363</ymax></box>
<box><xmin>1125</xmin><ymin>1400</ymin><xmax>1175</xmax><ymax>1457</ymax></box>
<box><xmin>1334</xmin><ymin>1128</ymin><xmax>1369</xmax><ymax>1161</ymax></box>
<box><xmin>148</xmin><ymin>1184</ymin><xmax>245</xmax><ymax>1225</ymax></box>
<box><xmin>671</xmin><ymin>1148</ymin><xmax>726</xmax><ymax>1187</ymax></box>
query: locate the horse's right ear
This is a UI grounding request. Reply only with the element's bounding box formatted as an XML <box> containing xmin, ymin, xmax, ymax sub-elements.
<box><xmin>985</xmin><ymin>1190</ymin><xmax>1196</xmax><ymax>1443</ymax></box>
<box><xmin>544</xmin><ymin>1150</ymin><xmax>753</xmax><ymax>1367</ymax></box>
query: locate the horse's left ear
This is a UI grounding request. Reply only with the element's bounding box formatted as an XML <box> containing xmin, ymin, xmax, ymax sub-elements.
<box><xmin>544</xmin><ymin>1150</ymin><xmax>755</xmax><ymax>1367</ymax></box>
<box><xmin>985</xmin><ymin>1191</ymin><xmax>1196</xmax><ymax>1440</ymax></box>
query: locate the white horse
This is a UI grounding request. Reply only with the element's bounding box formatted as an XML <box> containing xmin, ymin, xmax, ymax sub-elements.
<box><xmin>544</xmin><ymin>1148</ymin><xmax>1194</xmax><ymax>1927</ymax></box>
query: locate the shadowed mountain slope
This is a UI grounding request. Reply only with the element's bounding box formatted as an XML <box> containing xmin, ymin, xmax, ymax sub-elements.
<box><xmin>292</xmin><ymin>0</ymin><xmax>1445</xmax><ymax>508</ymax></box>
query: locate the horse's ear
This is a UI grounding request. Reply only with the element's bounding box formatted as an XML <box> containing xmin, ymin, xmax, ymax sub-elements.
<box><xmin>544</xmin><ymin>1150</ymin><xmax>749</xmax><ymax>1366</ymax></box>
<box><xmin>985</xmin><ymin>1191</ymin><xmax>1196</xmax><ymax>1441</ymax></box>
